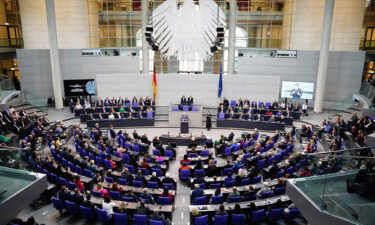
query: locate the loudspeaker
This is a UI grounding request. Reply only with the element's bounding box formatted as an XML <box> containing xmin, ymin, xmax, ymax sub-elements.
<box><xmin>146</xmin><ymin>26</ymin><xmax>153</xmax><ymax>32</ymax></box>
<box><xmin>152</xmin><ymin>44</ymin><xmax>159</xmax><ymax>51</ymax></box>
<box><xmin>210</xmin><ymin>45</ymin><xmax>218</xmax><ymax>52</ymax></box>
<box><xmin>131</xmin><ymin>52</ymin><xmax>137</xmax><ymax>56</ymax></box>
<box><xmin>146</xmin><ymin>36</ymin><xmax>154</xmax><ymax>43</ymax></box>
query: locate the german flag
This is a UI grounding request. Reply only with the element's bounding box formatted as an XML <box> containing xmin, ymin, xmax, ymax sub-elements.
<box><xmin>152</xmin><ymin>67</ymin><xmax>157</xmax><ymax>104</ymax></box>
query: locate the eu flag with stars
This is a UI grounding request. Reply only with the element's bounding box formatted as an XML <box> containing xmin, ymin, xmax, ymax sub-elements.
<box><xmin>218</xmin><ymin>63</ymin><xmax>223</xmax><ymax>98</ymax></box>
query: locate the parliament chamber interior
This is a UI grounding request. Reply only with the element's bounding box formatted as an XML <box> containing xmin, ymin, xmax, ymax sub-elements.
<box><xmin>1</xmin><ymin>0</ymin><xmax>375</xmax><ymax>225</ymax></box>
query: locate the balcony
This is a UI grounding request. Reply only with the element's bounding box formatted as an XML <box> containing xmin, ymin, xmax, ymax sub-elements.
<box><xmin>287</xmin><ymin>170</ymin><xmax>375</xmax><ymax>225</ymax></box>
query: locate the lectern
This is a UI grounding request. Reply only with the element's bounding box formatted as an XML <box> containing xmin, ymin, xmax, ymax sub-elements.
<box><xmin>180</xmin><ymin>115</ymin><xmax>189</xmax><ymax>134</ymax></box>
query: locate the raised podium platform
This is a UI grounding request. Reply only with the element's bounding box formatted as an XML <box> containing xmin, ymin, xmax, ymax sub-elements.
<box><xmin>168</xmin><ymin>105</ymin><xmax>202</xmax><ymax>127</ymax></box>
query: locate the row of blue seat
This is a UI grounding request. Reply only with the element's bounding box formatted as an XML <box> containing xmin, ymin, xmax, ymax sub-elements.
<box><xmin>51</xmin><ymin>197</ymin><xmax>161</xmax><ymax>225</ymax></box>
<box><xmin>193</xmin><ymin>208</ymin><xmax>300</xmax><ymax>225</ymax></box>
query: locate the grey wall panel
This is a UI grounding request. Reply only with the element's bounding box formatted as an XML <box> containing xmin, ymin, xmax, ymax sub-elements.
<box><xmin>17</xmin><ymin>49</ymin><xmax>140</xmax><ymax>99</ymax></box>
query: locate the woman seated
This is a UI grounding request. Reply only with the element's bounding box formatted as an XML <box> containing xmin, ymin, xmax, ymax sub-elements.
<box><xmin>95</xmin><ymin>182</ymin><xmax>109</xmax><ymax>197</ymax></box>
<box><xmin>102</xmin><ymin>197</ymin><xmax>116</xmax><ymax>217</ymax></box>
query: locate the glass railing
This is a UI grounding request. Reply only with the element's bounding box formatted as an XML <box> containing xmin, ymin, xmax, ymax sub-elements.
<box><xmin>0</xmin><ymin>166</ymin><xmax>40</xmax><ymax>204</ymax></box>
<box><xmin>0</xmin><ymin>76</ymin><xmax>17</xmax><ymax>103</ymax></box>
<box><xmin>328</xmin><ymin>96</ymin><xmax>356</xmax><ymax>113</ymax></box>
<box><xmin>359</xmin><ymin>82</ymin><xmax>375</xmax><ymax>107</ymax></box>
<box><xmin>291</xmin><ymin>169</ymin><xmax>375</xmax><ymax>225</ymax></box>
<box><xmin>23</xmin><ymin>91</ymin><xmax>48</xmax><ymax>115</ymax></box>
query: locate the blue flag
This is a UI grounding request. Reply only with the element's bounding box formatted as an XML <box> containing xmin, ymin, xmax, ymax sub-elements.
<box><xmin>218</xmin><ymin>63</ymin><xmax>223</xmax><ymax>98</ymax></box>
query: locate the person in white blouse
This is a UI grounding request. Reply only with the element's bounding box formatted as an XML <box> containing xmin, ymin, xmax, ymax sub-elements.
<box><xmin>302</xmin><ymin>102</ymin><xmax>308</xmax><ymax>116</ymax></box>
<box><xmin>108</xmin><ymin>112</ymin><xmax>115</xmax><ymax>120</ymax></box>
<box><xmin>102</xmin><ymin>197</ymin><xmax>116</xmax><ymax>217</ymax></box>
<box><xmin>84</xmin><ymin>100</ymin><xmax>91</xmax><ymax>109</ymax></box>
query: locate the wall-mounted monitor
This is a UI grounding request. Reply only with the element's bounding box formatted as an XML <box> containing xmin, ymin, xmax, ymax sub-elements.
<box><xmin>64</xmin><ymin>79</ymin><xmax>96</xmax><ymax>97</ymax></box>
<box><xmin>281</xmin><ymin>81</ymin><xmax>314</xmax><ymax>100</ymax></box>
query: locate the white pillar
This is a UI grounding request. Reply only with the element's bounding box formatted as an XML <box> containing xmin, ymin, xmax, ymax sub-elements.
<box><xmin>141</xmin><ymin>0</ymin><xmax>150</xmax><ymax>75</ymax></box>
<box><xmin>45</xmin><ymin>0</ymin><xmax>63</xmax><ymax>109</ymax></box>
<box><xmin>313</xmin><ymin>0</ymin><xmax>335</xmax><ymax>113</ymax></box>
<box><xmin>227</xmin><ymin>0</ymin><xmax>237</xmax><ymax>75</ymax></box>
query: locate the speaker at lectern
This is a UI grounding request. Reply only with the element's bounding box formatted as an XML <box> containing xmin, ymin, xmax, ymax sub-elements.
<box><xmin>180</xmin><ymin>113</ymin><xmax>189</xmax><ymax>134</ymax></box>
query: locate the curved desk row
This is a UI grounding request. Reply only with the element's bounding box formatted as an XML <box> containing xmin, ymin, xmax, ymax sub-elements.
<box><xmin>217</xmin><ymin>120</ymin><xmax>286</xmax><ymax>131</ymax></box>
<box><xmin>159</xmin><ymin>134</ymin><xmax>207</xmax><ymax>146</ymax></box>
<box><xmin>190</xmin><ymin>195</ymin><xmax>290</xmax><ymax>212</ymax></box>
<box><xmin>86</xmin><ymin>118</ymin><xmax>154</xmax><ymax>128</ymax></box>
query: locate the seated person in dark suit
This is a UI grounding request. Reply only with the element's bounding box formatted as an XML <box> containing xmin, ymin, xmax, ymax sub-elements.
<box><xmin>162</xmin><ymin>173</ymin><xmax>175</xmax><ymax>184</ymax></box>
<box><xmin>192</xmin><ymin>174</ymin><xmax>205</xmax><ymax>186</ymax></box>
<box><xmin>58</xmin><ymin>186</ymin><xmax>72</xmax><ymax>206</ymax></box>
<box><xmin>139</xmin><ymin>188</ymin><xmax>155</xmax><ymax>204</ymax></box>
<box><xmin>135</xmin><ymin>170</ymin><xmax>147</xmax><ymax>186</ymax></box>
<box><xmin>149</xmin><ymin>172</ymin><xmax>162</xmax><ymax>187</ymax></box>
<box><xmin>71</xmin><ymin>189</ymin><xmax>84</xmax><ymax>206</ymax></box>
<box><xmin>191</xmin><ymin>184</ymin><xmax>204</xmax><ymax>199</ymax></box>
<box><xmin>136</xmin><ymin>200</ymin><xmax>150</xmax><ymax>215</ymax></box>
<box><xmin>242</xmin><ymin>185</ymin><xmax>257</xmax><ymax>199</ymax></box>
<box><xmin>82</xmin><ymin>194</ymin><xmax>95</xmax><ymax>210</ymax></box>
<box><xmin>150</xmin><ymin>209</ymin><xmax>169</xmax><ymax>225</ymax></box>
<box><xmin>215</xmin><ymin>204</ymin><xmax>227</xmax><ymax>216</ymax></box>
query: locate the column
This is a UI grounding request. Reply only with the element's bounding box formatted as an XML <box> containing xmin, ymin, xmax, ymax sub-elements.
<box><xmin>314</xmin><ymin>0</ymin><xmax>335</xmax><ymax>113</ymax></box>
<box><xmin>141</xmin><ymin>0</ymin><xmax>150</xmax><ymax>75</ymax></box>
<box><xmin>45</xmin><ymin>0</ymin><xmax>63</xmax><ymax>109</ymax></box>
<box><xmin>227</xmin><ymin>0</ymin><xmax>237</xmax><ymax>75</ymax></box>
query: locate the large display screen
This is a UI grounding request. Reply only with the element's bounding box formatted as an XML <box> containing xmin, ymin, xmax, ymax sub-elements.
<box><xmin>281</xmin><ymin>81</ymin><xmax>314</xmax><ymax>100</ymax></box>
<box><xmin>63</xmin><ymin>79</ymin><xmax>96</xmax><ymax>97</ymax></box>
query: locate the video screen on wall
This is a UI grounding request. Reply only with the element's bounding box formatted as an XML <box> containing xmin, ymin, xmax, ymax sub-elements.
<box><xmin>281</xmin><ymin>81</ymin><xmax>314</xmax><ymax>100</ymax></box>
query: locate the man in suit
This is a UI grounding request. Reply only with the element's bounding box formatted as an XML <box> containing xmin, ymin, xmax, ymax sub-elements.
<box><xmin>82</xmin><ymin>194</ymin><xmax>95</xmax><ymax>210</ymax></box>
<box><xmin>192</xmin><ymin>174</ymin><xmax>205</xmax><ymax>186</ymax></box>
<box><xmin>139</xmin><ymin>188</ymin><xmax>154</xmax><ymax>204</ymax></box>
<box><xmin>107</xmin><ymin>125</ymin><xmax>116</xmax><ymax>141</ymax></box>
<box><xmin>290</xmin><ymin>83</ymin><xmax>302</xmax><ymax>99</ymax></box>
<box><xmin>150</xmin><ymin>209</ymin><xmax>169</xmax><ymax>225</ymax></box>
<box><xmin>135</xmin><ymin>170</ymin><xmax>147</xmax><ymax>186</ymax></box>
<box><xmin>188</xmin><ymin>96</ymin><xmax>193</xmax><ymax>104</ymax></box>
<box><xmin>136</xmin><ymin>200</ymin><xmax>149</xmax><ymax>215</ymax></box>
<box><xmin>104</xmin><ymin>97</ymin><xmax>111</xmax><ymax>108</ymax></box>
<box><xmin>71</xmin><ymin>189</ymin><xmax>84</xmax><ymax>206</ymax></box>
<box><xmin>181</xmin><ymin>96</ymin><xmax>187</xmax><ymax>105</ymax></box>
<box><xmin>58</xmin><ymin>186</ymin><xmax>72</xmax><ymax>203</ymax></box>
<box><xmin>133</xmin><ymin>130</ymin><xmax>141</xmax><ymax>140</ymax></box>
<box><xmin>191</xmin><ymin>184</ymin><xmax>203</xmax><ymax>199</ymax></box>
<box><xmin>226</xmin><ymin>130</ymin><xmax>234</xmax><ymax>142</ymax></box>
<box><xmin>162</xmin><ymin>173</ymin><xmax>175</xmax><ymax>184</ymax></box>
<box><xmin>149</xmin><ymin>172</ymin><xmax>162</xmax><ymax>187</ymax></box>
<box><xmin>121</xmin><ymin>168</ymin><xmax>134</xmax><ymax>185</ymax></box>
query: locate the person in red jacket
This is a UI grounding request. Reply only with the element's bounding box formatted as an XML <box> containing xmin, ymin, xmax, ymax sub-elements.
<box><xmin>160</xmin><ymin>186</ymin><xmax>173</xmax><ymax>201</ymax></box>
<box><xmin>74</xmin><ymin>175</ymin><xmax>85</xmax><ymax>191</ymax></box>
